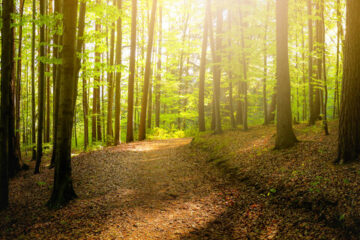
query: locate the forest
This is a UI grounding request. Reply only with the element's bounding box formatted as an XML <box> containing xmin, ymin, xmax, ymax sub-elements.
<box><xmin>1</xmin><ymin>0</ymin><xmax>360</xmax><ymax>239</ymax></box>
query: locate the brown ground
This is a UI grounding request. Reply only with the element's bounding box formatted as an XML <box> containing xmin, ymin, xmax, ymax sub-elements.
<box><xmin>0</xmin><ymin>138</ymin><xmax>235</xmax><ymax>239</ymax></box>
<box><xmin>1</xmin><ymin>121</ymin><xmax>360</xmax><ymax>239</ymax></box>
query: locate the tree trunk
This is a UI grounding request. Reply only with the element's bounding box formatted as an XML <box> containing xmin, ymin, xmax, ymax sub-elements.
<box><xmin>35</xmin><ymin>0</ymin><xmax>46</xmax><ymax>174</ymax></box>
<box><xmin>82</xmin><ymin>61</ymin><xmax>89</xmax><ymax>149</ymax></box>
<box><xmin>337</xmin><ymin>0</ymin><xmax>360</xmax><ymax>163</ymax></box>
<box><xmin>48</xmin><ymin>0</ymin><xmax>78</xmax><ymax>209</ymax></box>
<box><xmin>334</xmin><ymin>0</ymin><xmax>342</xmax><ymax>119</ymax></box>
<box><xmin>198</xmin><ymin>0</ymin><xmax>209</xmax><ymax>132</ymax></box>
<box><xmin>139</xmin><ymin>0</ymin><xmax>157</xmax><ymax>141</ymax></box>
<box><xmin>50</xmin><ymin>0</ymin><xmax>63</xmax><ymax>169</ymax></box>
<box><xmin>275</xmin><ymin>0</ymin><xmax>297</xmax><ymax>149</ymax></box>
<box><xmin>114</xmin><ymin>0</ymin><xmax>123</xmax><ymax>145</ymax></box>
<box><xmin>126</xmin><ymin>0</ymin><xmax>137</xmax><ymax>143</ymax></box>
<box><xmin>308</xmin><ymin>0</ymin><xmax>316</xmax><ymax>125</ymax></box>
<box><xmin>31</xmin><ymin>0</ymin><xmax>37</xmax><ymax>162</ymax></box>
<box><xmin>106</xmin><ymin>0</ymin><xmax>116</xmax><ymax>144</ymax></box>
<box><xmin>263</xmin><ymin>0</ymin><xmax>270</xmax><ymax>125</ymax></box>
<box><xmin>15</xmin><ymin>0</ymin><xmax>25</xmax><ymax>171</ymax></box>
<box><xmin>155</xmin><ymin>5</ymin><xmax>162</xmax><ymax>128</ymax></box>
<box><xmin>0</xmin><ymin>0</ymin><xmax>15</xmax><ymax>209</ymax></box>
<box><xmin>227</xmin><ymin>10</ymin><xmax>236</xmax><ymax>129</ymax></box>
<box><xmin>239</xmin><ymin>9</ymin><xmax>248</xmax><ymax>131</ymax></box>
<box><xmin>208</xmin><ymin>4</ymin><xmax>223</xmax><ymax>135</ymax></box>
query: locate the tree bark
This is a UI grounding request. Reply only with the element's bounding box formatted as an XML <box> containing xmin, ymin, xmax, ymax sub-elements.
<box><xmin>239</xmin><ymin>9</ymin><xmax>248</xmax><ymax>131</ymax></box>
<box><xmin>139</xmin><ymin>0</ymin><xmax>157</xmax><ymax>141</ymax></box>
<box><xmin>263</xmin><ymin>0</ymin><xmax>270</xmax><ymax>125</ymax></box>
<box><xmin>106</xmin><ymin>0</ymin><xmax>116</xmax><ymax>144</ymax></box>
<box><xmin>50</xmin><ymin>0</ymin><xmax>63</xmax><ymax>169</ymax></box>
<box><xmin>114</xmin><ymin>0</ymin><xmax>123</xmax><ymax>145</ymax></box>
<box><xmin>0</xmin><ymin>0</ymin><xmax>15</xmax><ymax>209</ymax></box>
<box><xmin>31</xmin><ymin>0</ymin><xmax>37</xmax><ymax>162</ymax></box>
<box><xmin>275</xmin><ymin>0</ymin><xmax>297</xmax><ymax>149</ymax></box>
<box><xmin>198</xmin><ymin>0</ymin><xmax>210</xmax><ymax>132</ymax></box>
<box><xmin>126</xmin><ymin>0</ymin><xmax>137</xmax><ymax>143</ymax></box>
<box><xmin>337</xmin><ymin>0</ymin><xmax>360</xmax><ymax>163</ymax></box>
<box><xmin>35</xmin><ymin>0</ymin><xmax>47</xmax><ymax>174</ymax></box>
<box><xmin>155</xmin><ymin>5</ymin><xmax>162</xmax><ymax>128</ymax></box>
<box><xmin>48</xmin><ymin>0</ymin><xmax>78</xmax><ymax>209</ymax></box>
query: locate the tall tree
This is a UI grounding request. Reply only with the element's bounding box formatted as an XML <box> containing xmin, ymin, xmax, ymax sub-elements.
<box><xmin>0</xmin><ymin>0</ymin><xmax>15</xmax><ymax>209</ymax></box>
<box><xmin>35</xmin><ymin>0</ymin><xmax>46</xmax><ymax>174</ymax></box>
<box><xmin>337</xmin><ymin>0</ymin><xmax>360</xmax><ymax>163</ymax></box>
<box><xmin>211</xmin><ymin>6</ymin><xmax>223</xmax><ymax>134</ymax></box>
<box><xmin>198</xmin><ymin>0</ymin><xmax>210</xmax><ymax>132</ymax></box>
<box><xmin>139</xmin><ymin>0</ymin><xmax>158</xmax><ymax>141</ymax></box>
<box><xmin>48</xmin><ymin>0</ymin><xmax>79</xmax><ymax>209</ymax></box>
<box><xmin>334</xmin><ymin>0</ymin><xmax>342</xmax><ymax>119</ymax></box>
<box><xmin>114</xmin><ymin>0</ymin><xmax>123</xmax><ymax>145</ymax></box>
<box><xmin>106</xmin><ymin>0</ymin><xmax>116</xmax><ymax>144</ymax></box>
<box><xmin>50</xmin><ymin>0</ymin><xmax>63</xmax><ymax>169</ymax></box>
<box><xmin>239</xmin><ymin>9</ymin><xmax>248</xmax><ymax>131</ymax></box>
<box><xmin>275</xmin><ymin>0</ymin><xmax>297</xmax><ymax>149</ymax></box>
<box><xmin>308</xmin><ymin>0</ymin><xmax>316</xmax><ymax>125</ymax></box>
<box><xmin>31</xmin><ymin>0</ymin><xmax>37</xmax><ymax>162</ymax></box>
<box><xmin>15</xmin><ymin>0</ymin><xmax>26</xmax><ymax>171</ymax></box>
<box><xmin>126</xmin><ymin>0</ymin><xmax>137</xmax><ymax>143</ymax></box>
<box><xmin>155</xmin><ymin>5</ymin><xmax>163</xmax><ymax>128</ymax></box>
<box><xmin>263</xmin><ymin>0</ymin><xmax>270</xmax><ymax>125</ymax></box>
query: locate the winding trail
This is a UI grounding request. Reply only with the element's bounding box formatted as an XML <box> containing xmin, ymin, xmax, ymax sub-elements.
<box><xmin>1</xmin><ymin>138</ymin><xmax>235</xmax><ymax>239</ymax></box>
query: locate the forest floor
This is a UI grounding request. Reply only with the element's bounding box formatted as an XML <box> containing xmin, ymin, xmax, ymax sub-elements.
<box><xmin>1</xmin><ymin>121</ymin><xmax>360</xmax><ymax>239</ymax></box>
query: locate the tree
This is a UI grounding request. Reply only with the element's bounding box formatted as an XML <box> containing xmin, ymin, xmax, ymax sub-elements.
<box><xmin>139</xmin><ymin>0</ymin><xmax>158</xmax><ymax>141</ymax></box>
<box><xmin>31</xmin><ymin>0</ymin><xmax>37</xmax><ymax>162</ymax></box>
<box><xmin>114</xmin><ymin>0</ymin><xmax>123</xmax><ymax>145</ymax></box>
<box><xmin>126</xmin><ymin>0</ymin><xmax>137</xmax><ymax>143</ymax></box>
<box><xmin>210</xmin><ymin>5</ymin><xmax>223</xmax><ymax>134</ymax></box>
<box><xmin>308</xmin><ymin>0</ymin><xmax>316</xmax><ymax>125</ymax></box>
<box><xmin>0</xmin><ymin>0</ymin><xmax>15</xmax><ymax>210</ymax></box>
<box><xmin>155</xmin><ymin>5</ymin><xmax>162</xmax><ymax>128</ymax></box>
<box><xmin>106</xmin><ymin>0</ymin><xmax>116</xmax><ymax>144</ymax></box>
<box><xmin>198</xmin><ymin>0</ymin><xmax>210</xmax><ymax>132</ymax></box>
<box><xmin>239</xmin><ymin>9</ymin><xmax>248</xmax><ymax>131</ymax></box>
<box><xmin>263</xmin><ymin>0</ymin><xmax>270</xmax><ymax>125</ymax></box>
<box><xmin>337</xmin><ymin>0</ymin><xmax>360</xmax><ymax>163</ymax></box>
<box><xmin>50</xmin><ymin>0</ymin><xmax>63</xmax><ymax>169</ymax></box>
<box><xmin>275</xmin><ymin>0</ymin><xmax>297</xmax><ymax>149</ymax></box>
<box><xmin>35</xmin><ymin>0</ymin><xmax>46</xmax><ymax>174</ymax></box>
<box><xmin>48</xmin><ymin>0</ymin><xmax>79</xmax><ymax>209</ymax></box>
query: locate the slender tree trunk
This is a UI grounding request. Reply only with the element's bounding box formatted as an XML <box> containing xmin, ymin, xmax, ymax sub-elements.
<box><xmin>82</xmin><ymin>62</ymin><xmax>89</xmax><ymax>149</ymax></box>
<box><xmin>263</xmin><ymin>0</ymin><xmax>270</xmax><ymax>125</ymax></box>
<box><xmin>198</xmin><ymin>0</ymin><xmax>209</xmax><ymax>132</ymax></box>
<box><xmin>15</xmin><ymin>0</ymin><xmax>26</xmax><ymax>170</ymax></box>
<box><xmin>308</xmin><ymin>0</ymin><xmax>316</xmax><ymax>125</ymax></box>
<box><xmin>106</xmin><ymin>0</ymin><xmax>116</xmax><ymax>144</ymax></box>
<box><xmin>35</xmin><ymin>0</ymin><xmax>46</xmax><ymax>174</ymax></box>
<box><xmin>209</xmin><ymin>5</ymin><xmax>223</xmax><ymax>134</ymax></box>
<box><xmin>155</xmin><ymin>5</ymin><xmax>162</xmax><ymax>128</ymax></box>
<box><xmin>114</xmin><ymin>0</ymin><xmax>123</xmax><ymax>145</ymax></box>
<box><xmin>275</xmin><ymin>0</ymin><xmax>297</xmax><ymax>149</ymax></box>
<box><xmin>334</xmin><ymin>0</ymin><xmax>342</xmax><ymax>119</ymax></box>
<box><xmin>126</xmin><ymin>0</ymin><xmax>137</xmax><ymax>143</ymax></box>
<box><xmin>302</xmin><ymin>24</ymin><xmax>307</xmax><ymax>121</ymax></box>
<box><xmin>48</xmin><ymin>0</ymin><xmax>78</xmax><ymax>209</ymax></box>
<box><xmin>337</xmin><ymin>0</ymin><xmax>360</xmax><ymax>163</ymax></box>
<box><xmin>139</xmin><ymin>0</ymin><xmax>157</xmax><ymax>141</ymax></box>
<box><xmin>0</xmin><ymin>0</ymin><xmax>15</xmax><ymax>209</ymax></box>
<box><xmin>227</xmin><ymin>10</ymin><xmax>236</xmax><ymax>129</ymax></box>
<box><xmin>50</xmin><ymin>0</ymin><xmax>63</xmax><ymax>168</ymax></box>
<box><xmin>31</xmin><ymin>0</ymin><xmax>37</xmax><ymax>162</ymax></box>
<box><xmin>239</xmin><ymin>10</ymin><xmax>248</xmax><ymax>131</ymax></box>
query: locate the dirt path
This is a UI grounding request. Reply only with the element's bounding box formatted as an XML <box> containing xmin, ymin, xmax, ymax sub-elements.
<box><xmin>0</xmin><ymin>138</ymin><xmax>237</xmax><ymax>239</ymax></box>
